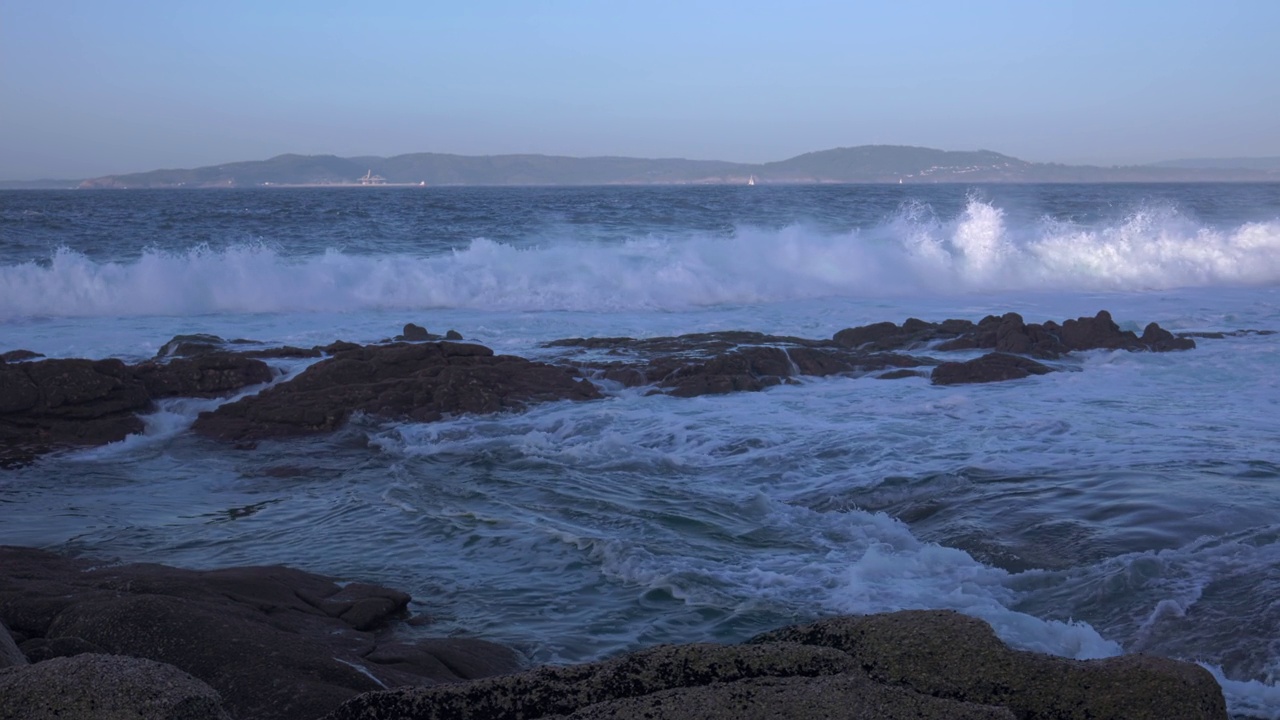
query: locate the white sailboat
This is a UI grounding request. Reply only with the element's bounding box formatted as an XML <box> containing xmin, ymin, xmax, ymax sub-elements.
<box><xmin>747</xmin><ymin>175</ymin><xmax>756</xmax><ymax>186</ymax></box>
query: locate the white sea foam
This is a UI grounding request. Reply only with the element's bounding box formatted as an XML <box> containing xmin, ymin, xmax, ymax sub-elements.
<box><xmin>2</xmin><ymin>201</ymin><xmax>1278</xmax><ymax>320</ymax></box>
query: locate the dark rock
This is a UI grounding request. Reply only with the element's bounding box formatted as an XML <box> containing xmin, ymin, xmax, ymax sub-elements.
<box><xmin>0</xmin><ymin>358</ymin><xmax>150</xmax><ymax>466</ymax></box>
<box><xmin>877</xmin><ymin>369</ymin><xmax>924</xmax><ymax>380</ymax></box>
<box><xmin>445</xmin><ymin>330</ymin><xmax>464</xmax><ymax>341</ymax></box>
<box><xmin>18</xmin><ymin>635</ymin><xmax>104</xmax><ymax>663</ymax></box>
<box><xmin>560</xmin><ymin>675</ymin><xmax>1014</xmax><ymax>719</ymax></box>
<box><xmin>556</xmin><ymin>331</ymin><xmax>938</xmax><ymax>398</ymax></box>
<box><xmin>0</xmin><ymin>349</ymin><xmax>44</xmax><ymax>363</ymax></box>
<box><xmin>0</xmin><ymin>546</ymin><xmax>522</xmax><ymax>720</ymax></box>
<box><xmin>938</xmin><ymin>318</ymin><xmax>977</xmax><ymax>335</ymax></box>
<box><xmin>133</xmin><ymin>354</ymin><xmax>275</xmax><ymax>398</ymax></box>
<box><xmin>323</xmin><ymin>642</ymin><xmax>861</xmax><ymax>720</ymax></box>
<box><xmin>1060</xmin><ymin>309</ymin><xmax>1139</xmax><ymax>351</ymax></box>
<box><xmin>401</xmin><ymin>323</ymin><xmax>431</xmax><ymax>341</ymax></box>
<box><xmin>326</xmin><ymin>611</ymin><xmax>1224</xmax><ymax>720</ymax></box>
<box><xmin>316</xmin><ymin>340</ymin><xmax>363</xmax><ymax>354</ymax></box>
<box><xmin>931</xmin><ymin>353</ymin><xmax>1055</xmax><ymax>385</ymax></box>
<box><xmin>0</xmin><ymin>619</ymin><xmax>24</xmax><ymax>668</ymax></box>
<box><xmin>1141</xmin><ymin>322</ymin><xmax>1197</xmax><ymax>351</ymax></box>
<box><xmin>0</xmin><ymin>653</ymin><xmax>231</xmax><ymax>720</ymax></box>
<box><xmin>833</xmin><ymin>321</ymin><xmax>905</xmax><ymax>349</ymax></box>
<box><xmin>752</xmin><ymin>611</ymin><xmax>1226</xmax><ymax>720</ymax></box>
<box><xmin>935</xmin><ymin>335</ymin><xmax>980</xmax><ymax>351</ymax></box>
<box><xmin>156</xmin><ymin>333</ymin><xmax>229</xmax><ymax>358</ymax></box>
<box><xmin>830</xmin><ymin>317</ymin><xmax>981</xmax><ymax>353</ymax></box>
<box><xmin>901</xmin><ymin>317</ymin><xmax>933</xmax><ymax>334</ymax></box>
<box><xmin>193</xmin><ymin>341</ymin><xmax>602</xmax><ymax>441</ymax></box>
<box><xmin>240</xmin><ymin>345</ymin><xmax>324</xmax><ymax>359</ymax></box>
<box><xmin>1179</xmin><ymin>329</ymin><xmax>1275</xmax><ymax>339</ymax></box>
<box><xmin>660</xmin><ymin>347</ymin><xmax>793</xmax><ymax>397</ymax></box>
<box><xmin>1</xmin><ymin>349</ymin><xmax>277</xmax><ymax>465</ymax></box>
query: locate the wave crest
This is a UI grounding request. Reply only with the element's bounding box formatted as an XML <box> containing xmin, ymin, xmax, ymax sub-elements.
<box><xmin>2</xmin><ymin>200</ymin><xmax>1278</xmax><ymax>319</ymax></box>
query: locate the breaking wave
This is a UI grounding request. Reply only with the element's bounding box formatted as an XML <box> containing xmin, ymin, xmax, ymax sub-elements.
<box><xmin>2</xmin><ymin>200</ymin><xmax>1278</xmax><ymax>319</ymax></box>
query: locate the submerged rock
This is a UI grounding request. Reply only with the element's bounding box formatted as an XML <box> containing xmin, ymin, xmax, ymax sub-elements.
<box><xmin>0</xmin><ymin>546</ymin><xmax>521</xmax><ymax>720</ymax></box>
<box><xmin>324</xmin><ymin>610</ymin><xmax>1225</xmax><ymax>720</ymax></box>
<box><xmin>193</xmin><ymin>341</ymin><xmax>602</xmax><ymax>441</ymax></box>
<box><xmin>553</xmin><ymin>331</ymin><xmax>933</xmax><ymax>398</ymax></box>
<box><xmin>931</xmin><ymin>352</ymin><xmax>1055</xmax><ymax>385</ymax></box>
<box><xmin>0</xmin><ymin>653</ymin><xmax>231</xmax><ymax>720</ymax></box>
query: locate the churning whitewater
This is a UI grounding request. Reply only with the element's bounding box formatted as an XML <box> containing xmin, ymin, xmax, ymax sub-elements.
<box><xmin>1</xmin><ymin>184</ymin><xmax>1279</xmax><ymax>717</ymax></box>
<box><xmin>2</xmin><ymin>198</ymin><xmax>1280</xmax><ymax>321</ymax></box>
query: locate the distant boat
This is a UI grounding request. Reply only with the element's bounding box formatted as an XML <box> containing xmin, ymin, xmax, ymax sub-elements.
<box><xmin>748</xmin><ymin>175</ymin><xmax>756</xmax><ymax>186</ymax></box>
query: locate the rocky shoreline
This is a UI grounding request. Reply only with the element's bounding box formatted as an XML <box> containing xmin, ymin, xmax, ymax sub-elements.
<box><xmin>0</xmin><ymin>310</ymin><xmax>1249</xmax><ymax>468</ymax></box>
<box><xmin>0</xmin><ymin>546</ymin><xmax>1228</xmax><ymax>720</ymax></box>
<box><xmin>1</xmin><ymin>311</ymin><xmax>1264</xmax><ymax>717</ymax></box>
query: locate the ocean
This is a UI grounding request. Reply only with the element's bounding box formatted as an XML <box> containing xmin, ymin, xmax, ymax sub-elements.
<box><xmin>2</xmin><ymin>184</ymin><xmax>1278</xmax><ymax>717</ymax></box>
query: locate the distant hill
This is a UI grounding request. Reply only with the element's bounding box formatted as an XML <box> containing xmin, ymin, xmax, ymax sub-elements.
<box><xmin>69</xmin><ymin>146</ymin><xmax>1280</xmax><ymax>188</ymax></box>
<box><xmin>1150</xmin><ymin>157</ymin><xmax>1280</xmax><ymax>172</ymax></box>
<box><xmin>0</xmin><ymin>179</ymin><xmax>81</xmax><ymax>189</ymax></box>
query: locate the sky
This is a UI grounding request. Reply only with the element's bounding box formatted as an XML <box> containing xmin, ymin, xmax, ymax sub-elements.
<box><xmin>2</xmin><ymin>0</ymin><xmax>1278</xmax><ymax>180</ymax></box>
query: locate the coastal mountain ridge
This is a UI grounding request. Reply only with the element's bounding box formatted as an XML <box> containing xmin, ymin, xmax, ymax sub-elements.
<box><xmin>10</xmin><ymin>145</ymin><xmax>1280</xmax><ymax>189</ymax></box>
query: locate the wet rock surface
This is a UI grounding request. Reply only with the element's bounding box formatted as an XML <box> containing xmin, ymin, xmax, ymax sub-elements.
<box><xmin>0</xmin><ymin>547</ymin><xmax>521</xmax><ymax>720</ymax></box>
<box><xmin>0</xmin><ymin>312</ymin><xmax>1218</xmax><ymax>462</ymax></box>
<box><xmin>0</xmin><ymin>620</ymin><xmax>24</xmax><ymax>669</ymax></box>
<box><xmin>551</xmin><ymin>331</ymin><xmax>932</xmax><ymax>397</ymax></box>
<box><xmin>325</xmin><ymin>610</ymin><xmax>1225</xmax><ymax>720</ymax></box>
<box><xmin>839</xmin><ymin>309</ymin><xmax>1196</xmax><ymax>358</ymax></box>
<box><xmin>551</xmin><ymin>311</ymin><xmax>1196</xmax><ymax>398</ymax></box>
<box><xmin>192</xmin><ymin>341</ymin><xmax>602</xmax><ymax>441</ymax></box>
<box><xmin>931</xmin><ymin>352</ymin><xmax>1056</xmax><ymax>385</ymax></box>
<box><xmin>0</xmin><ymin>353</ymin><xmax>273</xmax><ymax>467</ymax></box>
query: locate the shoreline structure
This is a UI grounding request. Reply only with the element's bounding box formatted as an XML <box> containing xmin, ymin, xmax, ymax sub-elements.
<box><xmin>0</xmin><ymin>545</ymin><xmax>1229</xmax><ymax>720</ymax></box>
<box><xmin>2</xmin><ymin>310</ymin><xmax>1267</xmax><ymax>718</ymax></box>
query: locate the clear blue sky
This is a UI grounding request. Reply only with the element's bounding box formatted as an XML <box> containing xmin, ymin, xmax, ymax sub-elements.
<box><xmin>2</xmin><ymin>0</ymin><xmax>1277</xmax><ymax>179</ymax></box>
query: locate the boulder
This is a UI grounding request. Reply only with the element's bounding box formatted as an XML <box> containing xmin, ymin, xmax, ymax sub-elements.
<box><xmin>931</xmin><ymin>353</ymin><xmax>1055</xmax><ymax>385</ymax></box>
<box><xmin>833</xmin><ymin>321</ymin><xmax>904</xmax><ymax>349</ymax></box>
<box><xmin>1141</xmin><ymin>322</ymin><xmax>1197</xmax><ymax>352</ymax></box>
<box><xmin>193</xmin><ymin>341</ymin><xmax>602</xmax><ymax>441</ymax></box>
<box><xmin>0</xmin><ymin>619</ymin><xmax>24</xmax><ymax>669</ymax></box>
<box><xmin>0</xmin><ymin>653</ymin><xmax>231</xmax><ymax>720</ymax></box>
<box><xmin>752</xmin><ymin>611</ymin><xmax>1226</xmax><ymax>720</ymax></box>
<box><xmin>0</xmin><ymin>547</ymin><xmax>523</xmax><ymax>720</ymax></box>
<box><xmin>401</xmin><ymin>323</ymin><xmax>431</xmax><ymax>341</ymax></box>
<box><xmin>324</xmin><ymin>610</ymin><xmax>1225</xmax><ymax>720</ymax></box>
<box><xmin>0</xmin><ymin>349</ymin><xmax>44</xmax><ymax>363</ymax></box>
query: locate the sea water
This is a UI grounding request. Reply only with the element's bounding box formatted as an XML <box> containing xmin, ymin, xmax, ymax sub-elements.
<box><xmin>1</xmin><ymin>184</ymin><xmax>1279</xmax><ymax>717</ymax></box>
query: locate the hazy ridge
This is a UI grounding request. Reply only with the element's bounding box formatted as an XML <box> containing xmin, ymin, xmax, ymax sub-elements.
<box><xmin>7</xmin><ymin>146</ymin><xmax>1280</xmax><ymax>189</ymax></box>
